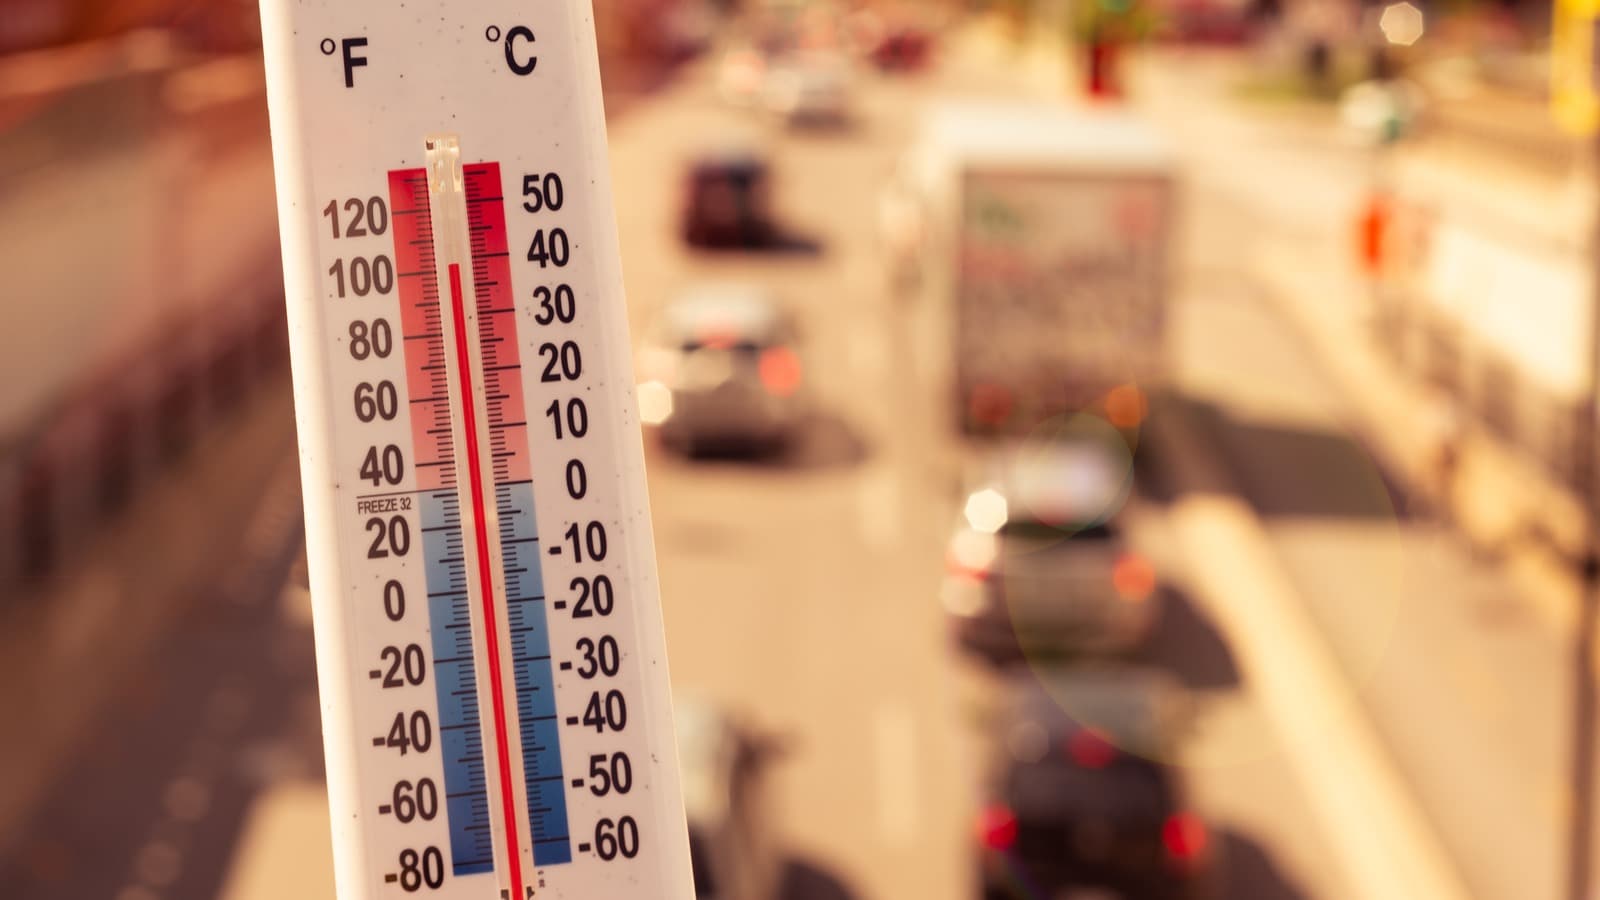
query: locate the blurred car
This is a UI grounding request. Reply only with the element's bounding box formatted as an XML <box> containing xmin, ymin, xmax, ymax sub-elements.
<box><xmin>976</xmin><ymin>667</ymin><xmax>1213</xmax><ymax>900</ymax></box>
<box><xmin>942</xmin><ymin>439</ymin><xmax>1156</xmax><ymax>663</ymax></box>
<box><xmin>763</xmin><ymin>55</ymin><xmax>852</xmax><ymax>126</ymax></box>
<box><xmin>681</xmin><ymin>145</ymin><xmax>776</xmax><ymax>248</ymax></box>
<box><xmin>637</xmin><ymin>285</ymin><xmax>807</xmax><ymax>456</ymax></box>
<box><xmin>677</xmin><ymin>700</ymin><xmax>787</xmax><ymax>900</ymax></box>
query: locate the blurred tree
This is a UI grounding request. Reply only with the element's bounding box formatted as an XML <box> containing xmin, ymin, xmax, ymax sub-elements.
<box><xmin>1070</xmin><ymin>0</ymin><xmax>1157</xmax><ymax>95</ymax></box>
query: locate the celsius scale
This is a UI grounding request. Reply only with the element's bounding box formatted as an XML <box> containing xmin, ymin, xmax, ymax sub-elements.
<box><xmin>257</xmin><ymin>2</ymin><xmax>693</xmax><ymax>898</ymax></box>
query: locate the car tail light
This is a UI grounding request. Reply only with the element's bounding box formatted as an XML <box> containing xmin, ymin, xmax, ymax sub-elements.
<box><xmin>1103</xmin><ymin>383</ymin><xmax>1147</xmax><ymax>429</ymax></box>
<box><xmin>1066</xmin><ymin>727</ymin><xmax>1117</xmax><ymax>769</ymax></box>
<box><xmin>1162</xmin><ymin>812</ymin><xmax>1208</xmax><ymax>868</ymax></box>
<box><xmin>976</xmin><ymin>804</ymin><xmax>1018</xmax><ymax>851</ymax></box>
<box><xmin>759</xmin><ymin>346</ymin><xmax>802</xmax><ymax>397</ymax></box>
<box><xmin>1112</xmin><ymin>552</ymin><xmax>1156</xmax><ymax>602</ymax></box>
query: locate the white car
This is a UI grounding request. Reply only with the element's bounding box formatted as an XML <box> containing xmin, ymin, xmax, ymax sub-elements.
<box><xmin>637</xmin><ymin>286</ymin><xmax>807</xmax><ymax>455</ymax></box>
<box><xmin>942</xmin><ymin>438</ymin><xmax>1158</xmax><ymax>663</ymax></box>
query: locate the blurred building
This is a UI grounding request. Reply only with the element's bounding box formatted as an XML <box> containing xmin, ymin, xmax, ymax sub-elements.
<box><xmin>0</xmin><ymin>0</ymin><xmax>279</xmax><ymax>581</ymax></box>
<box><xmin>0</xmin><ymin>0</ymin><xmax>260</xmax><ymax>55</ymax></box>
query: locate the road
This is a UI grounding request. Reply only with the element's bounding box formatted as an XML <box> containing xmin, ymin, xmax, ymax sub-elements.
<box><xmin>607</xmin><ymin>43</ymin><xmax>1350</xmax><ymax>900</ymax></box>
<box><xmin>4</xmin><ymin>27</ymin><xmax>1576</xmax><ymax>900</ymax></box>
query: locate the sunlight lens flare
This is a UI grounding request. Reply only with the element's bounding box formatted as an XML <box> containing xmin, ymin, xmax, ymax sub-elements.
<box><xmin>637</xmin><ymin>380</ymin><xmax>674</xmax><ymax>426</ymax></box>
<box><xmin>964</xmin><ymin>488</ymin><xmax>1009</xmax><ymax>534</ymax></box>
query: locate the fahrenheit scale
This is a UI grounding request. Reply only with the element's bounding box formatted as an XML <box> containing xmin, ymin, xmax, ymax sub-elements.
<box><xmin>257</xmin><ymin>3</ymin><xmax>693</xmax><ymax>898</ymax></box>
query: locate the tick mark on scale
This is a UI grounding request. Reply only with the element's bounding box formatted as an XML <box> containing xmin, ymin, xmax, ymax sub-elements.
<box><xmin>565</xmin><ymin>716</ymin><xmax>579</xmax><ymax>725</ymax></box>
<box><xmin>378</xmin><ymin>804</ymin><xmax>393</xmax><ymax>815</ymax></box>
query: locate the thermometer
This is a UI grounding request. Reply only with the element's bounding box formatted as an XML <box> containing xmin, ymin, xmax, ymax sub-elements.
<box><xmin>257</xmin><ymin>3</ymin><xmax>693</xmax><ymax>898</ymax></box>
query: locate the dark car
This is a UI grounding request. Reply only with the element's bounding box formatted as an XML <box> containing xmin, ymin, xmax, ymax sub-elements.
<box><xmin>681</xmin><ymin>147</ymin><xmax>776</xmax><ymax>249</ymax></box>
<box><xmin>976</xmin><ymin>668</ymin><xmax>1213</xmax><ymax>900</ymax></box>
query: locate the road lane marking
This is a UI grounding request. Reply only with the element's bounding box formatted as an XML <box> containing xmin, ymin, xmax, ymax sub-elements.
<box><xmin>849</xmin><ymin>326</ymin><xmax>888</xmax><ymax>381</ymax></box>
<box><xmin>856</xmin><ymin>464</ymin><xmax>902</xmax><ymax>550</ymax></box>
<box><xmin>218</xmin><ymin>780</ymin><xmax>335</xmax><ymax>900</ymax></box>
<box><xmin>875</xmin><ymin>705</ymin><xmax>918</xmax><ymax>847</ymax></box>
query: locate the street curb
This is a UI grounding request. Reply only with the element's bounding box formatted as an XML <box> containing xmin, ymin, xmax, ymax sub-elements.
<box><xmin>1150</xmin><ymin>406</ymin><xmax>1474</xmax><ymax>900</ymax></box>
<box><xmin>1248</xmin><ymin>239</ymin><xmax>1585</xmax><ymax>642</ymax></box>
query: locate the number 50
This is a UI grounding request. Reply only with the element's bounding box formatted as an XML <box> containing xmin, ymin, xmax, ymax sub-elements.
<box><xmin>522</xmin><ymin>173</ymin><xmax>565</xmax><ymax>213</ymax></box>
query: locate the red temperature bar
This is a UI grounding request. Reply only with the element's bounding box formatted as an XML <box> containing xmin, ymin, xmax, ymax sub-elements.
<box><xmin>445</xmin><ymin>258</ymin><xmax>526</xmax><ymax>900</ymax></box>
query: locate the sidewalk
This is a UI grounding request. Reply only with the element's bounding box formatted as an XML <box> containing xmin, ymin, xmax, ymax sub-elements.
<box><xmin>1123</xmin><ymin>46</ymin><xmax>1599</xmax><ymax>900</ymax></box>
<box><xmin>1128</xmin><ymin>48</ymin><xmax>1597</xmax><ymax>643</ymax></box>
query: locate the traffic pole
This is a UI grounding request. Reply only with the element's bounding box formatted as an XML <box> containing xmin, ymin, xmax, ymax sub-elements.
<box><xmin>1566</xmin><ymin>108</ymin><xmax>1600</xmax><ymax>900</ymax></box>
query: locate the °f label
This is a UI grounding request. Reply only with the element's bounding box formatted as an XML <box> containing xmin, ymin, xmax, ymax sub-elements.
<box><xmin>256</xmin><ymin>3</ymin><xmax>693</xmax><ymax>899</ymax></box>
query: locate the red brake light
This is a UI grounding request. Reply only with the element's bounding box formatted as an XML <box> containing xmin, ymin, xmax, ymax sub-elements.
<box><xmin>759</xmin><ymin>346</ymin><xmax>802</xmax><ymax>397</ymax></box>
<box><xmin>1162</xmin><ymin>812</ymin><xmax>1208</xmax><ymax>866</ymax></box>
<box><xmin>1104</xmin><ymin>383</ymin><xmax>1147</xmax><ymax>429</ymax></box>
<box><xmin>1112</xmin><ymin>552</ymin><xmax>1156</xmax><ymax>602</ymax></box>
<box><xmin>977</xmin><ymin>804</ymin><xmax>1018</xmax><ymax>851</ymax></box>
<box><xmin>1067</xmin><ymin>727</ymin><xmax>1117</xmax><ymax>769</ymax></box>
<box><xmin>945</xmin><ymin>553</ymin><xmax>992</xmax><ymax>582</ymax></box>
